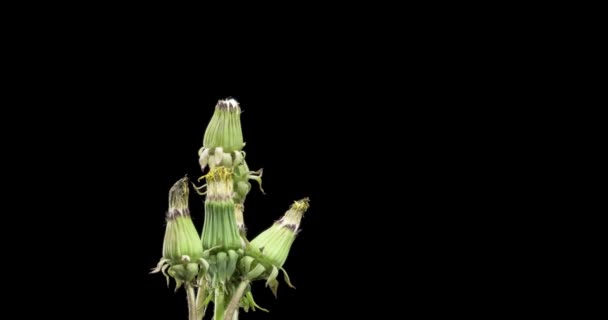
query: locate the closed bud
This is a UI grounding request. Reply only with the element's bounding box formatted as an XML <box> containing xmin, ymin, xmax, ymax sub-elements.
<box><xmin>152</xmin><ymin>177</ymin><xmax>204</xmax><ymax>285</ymax></box>
<box><xmin>249</xmin><ymin>198</ymin><xmax>310</xmax><ymax>268</ymax></box>
<box><xmin>200</xmin><ymin>167</ymin><xmax>242</xmax><ymax>251</ymax></box>
<box><xmin>162</xmin><ymin>177</ymin><xmax>203</xmax><ymax>262</ymax></box>
<box><xmin>202</xmin><ymin>98</ymin><xmax>244</xmax><ymax>153</ymax></box>
<box><xmin>232</xmin><ymin>159</ymin><xmax>263</xmax><ymax>204</ymax></box>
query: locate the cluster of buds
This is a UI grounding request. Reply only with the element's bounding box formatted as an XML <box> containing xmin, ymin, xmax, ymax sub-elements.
<box><xmin>152</xmin><ymin>98</ymin><xmax>309</xmax><ymax>320</ymax></box>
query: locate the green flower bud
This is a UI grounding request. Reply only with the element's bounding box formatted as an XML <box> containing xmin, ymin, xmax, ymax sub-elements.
<box><xmin>235</xmin><ymin>181</ymin><xmax>251</xmax><ymax>202</ymax></box>
<box><xmin>203</xmin><ymin>98</ymin><xmax>244</xmax><ymax>153</ymax></box>
<box><xmin>200</xmin><ymin>167</ymin><xmax>242</xmax><ymax>251</ymax></box>
<box><xmin>168</xmin><ymin>262</ymin><xmax>199</xmax><ymax>283</ymax></box>
<box><xmin>249</xmin><ymin>198</ymin><xmax>310</xmax><ymax>268</ymax></box>
<box><xmin>152</xmin><ymin>177</ymin><xmax>205</xmax><ymax>286</ymax></box>
<box><xmin>162</xmin><ymin>177</ymin><xmax>203</xmax><ymax>262</ymax></box>
<box><xmin>232</xmin><ymin>158</ymin><xmax>264</xmax><ymax>204</ymax></box>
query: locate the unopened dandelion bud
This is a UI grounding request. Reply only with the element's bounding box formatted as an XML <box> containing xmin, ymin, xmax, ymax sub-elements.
<box><xmin>249</xmin><ymin>198</ymin><xmax>310</xmax><ymax>268</ymax></box>
<box><xmin>200</xmin><ymin>167</ymin><xmax>242</xmax><ymax>251</ymax></box>
<box><xmin>202</xmin><ymin>98</ymin><xmax>244</xmax><ymax>153</ymax></box>
<box><xmin>162</xmin><ymin>177</ymin><xmax>203</xmax><ymax>262</ymax></box>
<box><xmin>231</xmin><ymin>160</ymin><xmax>264</xmax><ymax>204</ymax></box>
<box><xmin>169</xmin><ymin>263</ymin><xmax>199</xmax><ymax>283</ymax></box>
<box><xmin>152</xmin><ymin>177</ymin><xmax>204</xmax><ymax>285</ymax></box>
<box><xmin>235</xmin><ymin>181</ymin><xmax>251</xmax><ymax>202</ymax></box>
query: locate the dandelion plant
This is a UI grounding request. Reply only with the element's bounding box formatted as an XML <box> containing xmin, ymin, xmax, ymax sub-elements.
<box><xmin>152</xmin><ymin>98</ymin><xmax>309</xmax><ymax>320</ymax></box>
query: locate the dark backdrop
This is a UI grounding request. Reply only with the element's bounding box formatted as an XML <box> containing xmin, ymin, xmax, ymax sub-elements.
<box><xmin>10</xmin><ymin>26</ymin><xmax>492</xmax><ymax>318</ymax></box>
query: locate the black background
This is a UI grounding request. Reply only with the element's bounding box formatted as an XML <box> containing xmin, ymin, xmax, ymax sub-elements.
<box><xmin>5</xmin><ymin>19</ymin><xmax>499</xmax><ymax>318</ymax></box>
<box><xmin>2</xmin><ymin>4</ymin><xmax>568</xmax><ymax>317</ymax></box>
<box><xmin>14</xmin><ymin>61</ymin><xmax>482</xmax><ymax>319</ymax></box>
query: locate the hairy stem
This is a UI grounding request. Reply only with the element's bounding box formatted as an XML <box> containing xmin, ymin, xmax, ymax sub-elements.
<box><xmin>224</xmin><ymin>280</ymin><xmax>249</xmax><ymax>320</ymax></box>
<box><xmin>186</xmin><ymin>283</ymin><xmax>197</xmax><ymax>320</ymax></box>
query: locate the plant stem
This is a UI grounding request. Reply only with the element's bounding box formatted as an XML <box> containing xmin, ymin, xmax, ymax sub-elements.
<box><xmin>195</xmin><ymin>282</ymin><xmax>207</xmax><ymax>320</ymax></box>
<box><xmin>224</xmin><ymin>280</ymin><xmax>249</xmax><ymax>320</ymax></box>
<box><xmin>214</xmin><ymin>288</ymin><xmax>226</xmax><ymax>320</ymax></box>
<box><xmin>186</xmin><ymin>283</ymin><xmax>197</xmax><ymax>320</ymax></box>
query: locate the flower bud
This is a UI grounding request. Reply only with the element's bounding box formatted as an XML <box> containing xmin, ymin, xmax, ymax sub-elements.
<box><xmin>202</xmin><ymin>98</ymin><xmax>244</xmax><ymax>153</ymax></box>
<box><xmin>232</xmin><ymin>159</ymin><xmax>263</xmax><ymax>204</ymax></box>
<box><xmin>249</xmin><ymin>198</ymin><xmax>310</xmax><ymax>268</ymax></box>
<box><xmin>200</xmin><ymin>167</ymin><xmax>242</xmax><ymax>251</ymax></box>
<box><xmin>152</xmin><ymin>177</ymin><xmax>204</xmax><ymax>286</ymax></box>
<box><xmin>162</xmin><ymin>176</ymin><xmax>203</xmax><ymax>262</ymax></box>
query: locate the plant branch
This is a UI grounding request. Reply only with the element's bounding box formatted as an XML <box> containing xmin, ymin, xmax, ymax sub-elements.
<box><xmin>224</xmin><ymin>280</ymin><xmax>249</xmax><ymax>320</ymax></box>
<box><xmin>186</xmin><ymin>283</ymin><xmax>197</xmax><ymax>320</ymax></box>
<box><xmin>214</xmin><ymin>288</ymin><xmax>226</xmax><ymax>320</ymax></box>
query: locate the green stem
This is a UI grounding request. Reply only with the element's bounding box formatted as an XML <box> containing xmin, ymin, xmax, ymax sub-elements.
<box><xmin>224</xmin><ymin>280</ymin><xmax>249</xmax><ymax>320</ymax></box>
<box><xmin>186</xmin><ymin>283</ymin><xmax>197</xmax><ymax>320</ymax></box>
<box><xmin>195</xmin><ymin>282</ymin><xmax>207</xmax><ymax>320</ymax></box>
<box><xmin>214</xmin><ymin>288</ymin><xmax>226</xmax><ymax>320</ymax></box>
